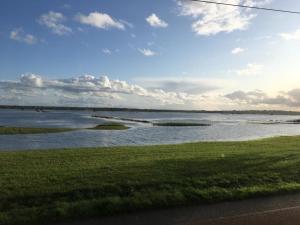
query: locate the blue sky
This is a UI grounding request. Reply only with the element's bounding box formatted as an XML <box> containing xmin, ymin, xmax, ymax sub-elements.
<box><xmin>1</xmin><ymin>0</ymin><xmax>300</xmax><ymax>109</ymax></box>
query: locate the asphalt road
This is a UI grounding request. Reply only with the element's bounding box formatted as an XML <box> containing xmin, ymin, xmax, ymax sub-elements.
<box><xmin>55</xmin><ymin>193</ymin><xmax>300</xmax><ymax>225</ymax></box>
<box><xmin>203</xmin><ymin>206</ymin><xmax>300</xmax><ymax>225</ymax></box>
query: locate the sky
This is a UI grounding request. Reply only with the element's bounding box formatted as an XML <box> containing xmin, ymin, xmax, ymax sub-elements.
<box><xmin>1</xmin><ymin>0</ymin><xmax>300</xmax><ymax>110</ymax></box>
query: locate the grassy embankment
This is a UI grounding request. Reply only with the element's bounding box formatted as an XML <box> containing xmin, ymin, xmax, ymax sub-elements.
<box><xmin>2</xmin><ymin>136</ymin><xmax>300</xmax><ymax>224</ymax></box>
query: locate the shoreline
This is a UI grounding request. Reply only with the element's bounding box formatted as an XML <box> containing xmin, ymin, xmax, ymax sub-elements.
<box><xmin>0</xmin><ymin>134</ymin><xmax>291</xmax><ymax>152</ymax></box>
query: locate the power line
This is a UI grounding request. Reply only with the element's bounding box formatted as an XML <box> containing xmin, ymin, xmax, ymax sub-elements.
<box><xmin>189</xmin><ymin>0</ymin><xmax>300</xmax><ymax>15</ymax></box>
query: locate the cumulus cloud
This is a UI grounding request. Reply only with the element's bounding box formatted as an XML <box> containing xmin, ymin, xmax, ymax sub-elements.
<box><xmin>138</xmin><ymin>48</ymin><xmax>157</xmax><ymax>56</ymax></box>
<box><xmin>0</xmin><ymin>74</ymin><xmax>199</xmax><ymax>107</ymax></box>
<box><xmin>177</xmin><ymin>0</ymin><xmax>271</xmax><ymax>36</ymax></box>
<box><xmin>20</xmin><ymin>74</ymin><xmax>44</xmax><ymax>87</ymax></box>
<box><xmin>75</xmin><ymin>12</ymin><xmax>125</xmax><ymax>30</ymax></box>
<box><xmin>146</xmin><ymin>13</ymin><xmax>168</xmax><ymax>28</ymax></box>
<box><xmin>38</xmin><ymin>11</ymin><xmax>72</xmax><ymax>35</ymax></box>
<box><xmin>10</xmin><ymin>28</ymin><xmax>37</xmax><ymax>44</ymax></box>
<box><xmin>225</xmin><ymin>89</ymin><xmax>300</xmax><ymax>107</ymax></box>
<box><xmin>231</xmin><ymin>47</ymin><xmax>245</xmax><ymax>54</ymax></box>
<box><xmin>225</xmin><ymin>90</ymin><xmax>266</xmax><ymax>103</ymax></box>
<box><xmin>4</xmin><ymin>74</ymin><xmax>300</xmax><ymax>110</ymax></box>
<box><xmin>233</xmin><ymin>63</ymin><xmax>264</xmax><ymax>76</ymax></box>
<box><xmin>280</xmin><ymin>29</ymin><xmax>300</xmax><ymax>41</ymax></box>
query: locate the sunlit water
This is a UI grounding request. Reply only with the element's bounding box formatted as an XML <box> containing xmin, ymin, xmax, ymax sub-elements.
<box><xmin>1</xmin><ymin>109</ymin><xmax>300</xmax><ymax>151</ymax></box>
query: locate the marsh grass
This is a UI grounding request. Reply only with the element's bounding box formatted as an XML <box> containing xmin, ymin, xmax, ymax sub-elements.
<box><xmin>0</xmin><ymin>123</ymin><xmax>129</xmax><ymax>135</ymax></box>
<box><xmin>0</xmin><ymin>127</ymin><xmax>74</xmax><ymax>135</ymax></box>
<box><xmin>287</xmin><ymin>119</ymin><xmax>300</xmax><ymax>124</ymax></box>
<box><xmin>1</xmin><ymin>136</ymin><xmax>300</xmax><ymax>224</ymax></box>
<box><xmin>153</xmin><ymin>122</ymin><xmax>210</xmax><ymax>126</ymax></box>
<box><xmin>89</xmin><ymin>123</ymin><xmax>129</xmax><ymax>130</ymax></box>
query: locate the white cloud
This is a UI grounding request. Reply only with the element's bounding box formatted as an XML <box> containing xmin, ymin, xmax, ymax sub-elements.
<box><xmin>20</xmin><ymin>74</ymin><xmax>44</xmax><ymax>87</ymax></box>
<box><xmin>102</xmin><ymin>48</ymin><xmax>112</xmax><ymax>54</ymax></box>
<box><xmin>231</xmin><ymin>47</ymin><xmax>245</xmax><ymax>54</ymax></box>
<box><xmin>234</xmin><ymin>63</ymin><xmax>264</xmax><ymax>76</ymax></box>
<box><xmin>225</xmin><ymin>90</ymin><xmax>266</xmax><ymax>103</ymax></box>
<box><xmin>134</xmin><ymin>77</ymin><xmax>234</xmax><ymax>94</ymax></box>
<box><xmin>225</xmin><ymin>89</ymin><xmax>300</xmax><ymax>107</ymax></box>
<box><xmin>177</xmin><ymin>0</ymin><xmax>271</xmax><ymax>36</ymax></box>
<box><xmin>3</xmin><ymin>74</ymin><xmax>300</xmax><ymax>110</ymax></box>
<box><xmin>0</xmin><ymin>74</ymin><xmax>199</xmax><ymax>107</ymax></box>
<box><xmin>75</xmin><ymin>12</ymin><xmax>125</xmax><ymax>30</ymax></box>
<box><xmin>146</xmin><ymin>13</ymin><xmax>168</xmax><ymax>28</ymax></box>
<box><xmin>138</xmin><ymin>48</ymin><xmax>157</xmax><ymax>56</ymax></box>
<box><xmin>10</xmin><ymin>28</ymin><xmax>37</xmax><ymax>44</ymax></box>
<box><xmin>38</xmin><ymin>11</ymin><xmax>72</xmax><ymax>35</ymax></box>
<box><xmin>280</xmin><ymin>29</ymin><xmax>300</xmax><ymax>41</ymax></box>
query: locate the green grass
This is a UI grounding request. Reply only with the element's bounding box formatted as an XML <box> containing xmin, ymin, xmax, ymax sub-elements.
<box><xmin>0</xmin><ymin>123</ymin><xmax>129</xmax><ymax>135</ymax></box>
<box><xmin>0</xmin><ymin>127</ymin><xmax>75</xmax><ymax>135</ymax></box>
<box><xmin>153</xmin><ymin>122</ymin><xmax>210</xmax><ymax>126</ymax></box>
<box><xmin>2</xmin><ymin>136</ymin><xmax>300</xmax><ymax>224</ymax></box>
<box><xmin>89</xmin><ymin>123</ymin><xmax>129</xmax><ymax>130</ymax></box>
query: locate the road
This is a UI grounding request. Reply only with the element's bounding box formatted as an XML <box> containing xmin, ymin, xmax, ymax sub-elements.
<box><xmin>55</xmin><ymin>193</ymin><xmax>300</xmax><ymax>225</ymax></box>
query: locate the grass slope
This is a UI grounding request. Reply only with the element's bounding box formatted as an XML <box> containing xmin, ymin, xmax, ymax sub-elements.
<box><xmin>0</xmin><ymin>127</ymin><xmax>74</xmax><ymax>135</ymax></box>
<box><xmin>1</xmin><ymin>136</ymin><xmax>300</xmax><ymax>224</ymax></box>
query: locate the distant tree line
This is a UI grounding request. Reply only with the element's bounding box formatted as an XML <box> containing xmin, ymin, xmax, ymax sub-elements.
<box><xmin>1</xmin><ymin>105</ymin><xmax>300</xmax><ymax>115</ymax></box>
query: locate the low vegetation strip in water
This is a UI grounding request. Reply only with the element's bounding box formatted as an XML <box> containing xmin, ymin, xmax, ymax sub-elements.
<box><xmin>0</xmin><ymin>126</ymin><xmax>75</xmax><ymax>135</ymax></box>
<box><xmin>2</xmin><ymin>136</ymin><xmax>300</xmax><ymax>224</ymax></box>
<box><xmin>89</xmin><ymin>122</ymin><xmax>129</xmax><ymax>130</ymax></box>
<box><xmin>92</xmin><ymin>115</ymin><xmax>210</xmax><ymax>126</ymax></box>
<box><xmin>287</xmin><ymin>119</ymin><xmax>300</xmax><ymax>124</ymax></box>
<box><xmin>0</xmin><ymin>123</ymin><xmax>129</xmax><ymax>135</ymax></box>
<box><xmin>153</xmin><ymin>122</ymin><xmax>210</xmax><ymax>126</ymax></box>
<box><xmin>92</xmin><ymin>115</ymin><xmax>151</xmax><ymax>123</ymax></box>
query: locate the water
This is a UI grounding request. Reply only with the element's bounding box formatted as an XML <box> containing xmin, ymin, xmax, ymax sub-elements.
<box><xmin>1</xmin><ymin>109</ymin><xmax>300</xmax><ymax>151</ymax></box>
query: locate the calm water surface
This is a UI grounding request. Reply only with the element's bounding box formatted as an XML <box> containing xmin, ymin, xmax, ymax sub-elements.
<box><xmin>1</xmin><ymin>109</ymin><xmax>300</xmax><ymax>151</ymax></box>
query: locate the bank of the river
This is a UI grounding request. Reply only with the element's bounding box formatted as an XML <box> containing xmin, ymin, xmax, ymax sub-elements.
<box><xmin>1</xmin><ymin>136</ymin><xmax>300</xmax><ymax>225</ymax></box>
